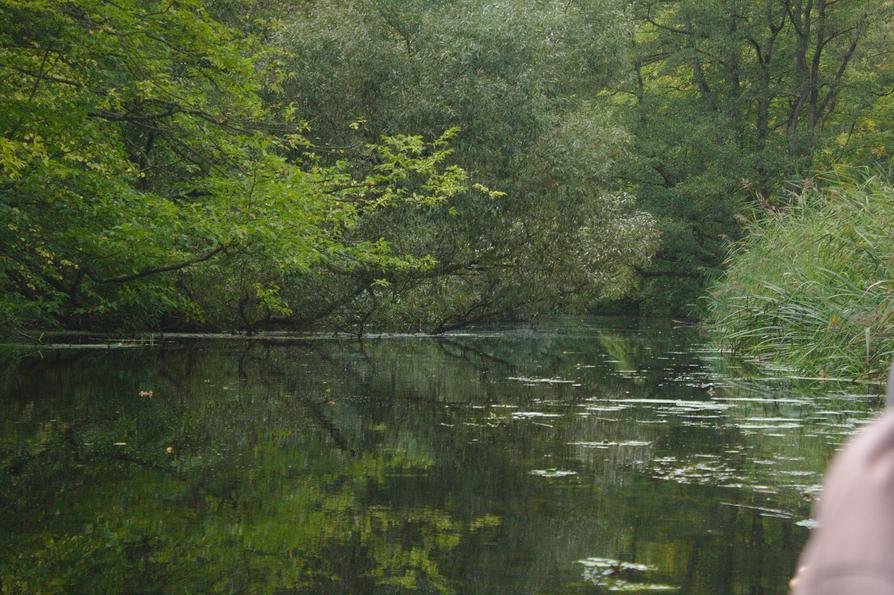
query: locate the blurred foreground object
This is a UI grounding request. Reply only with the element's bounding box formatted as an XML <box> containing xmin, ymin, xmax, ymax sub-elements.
<box><xmin>790</xmin><ymin>362</ymin><xmax>894</xmax><ymax>593</ymax></box>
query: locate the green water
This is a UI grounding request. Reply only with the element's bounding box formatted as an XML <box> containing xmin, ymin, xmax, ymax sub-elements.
<box><xmin>0</xmin><ymin>318</ymin><xmax>882</xmax><ymax>593</ymax></box>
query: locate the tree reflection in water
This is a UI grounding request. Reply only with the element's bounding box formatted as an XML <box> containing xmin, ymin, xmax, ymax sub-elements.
<box><xmin>0</xmin><ymin>318</ymin><xmax>880</xmax><ymax>592</ymax></box>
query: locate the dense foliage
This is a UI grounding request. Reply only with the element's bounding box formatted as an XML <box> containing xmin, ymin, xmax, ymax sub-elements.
<box><xmin>623</xmin><ymin>0</ymin><xmax>894</xmax><ymax>315</ymax></box>
<box><xmin>0</xmin><ymin>0</ymin><xmax>657</xmax><ymax>334</ymax></box>
<box><xmin>709</xmin><ymin>169</ymin><xmax>894</xmax><ymax>379</ymax></box>
<box><xmin>259</xmin><ymin>0</ymin><xmax>658</xmax><ymax>331</ymax></box>
<box><xmin>1</xmin><ymin>0</ymin><xmax>893</xmax><ymax>338</ymax></box>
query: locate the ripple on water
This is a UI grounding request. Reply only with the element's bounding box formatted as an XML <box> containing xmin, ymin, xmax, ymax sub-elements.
<box><xmin>507</xmin><ymin>376</ymin><xmax>576</xmax><ymax>384</ymax></box>
<box><xmin>512</xmin><ymin>411</ymin><xmax>563</xmax><ymax>419</ymax></box>
<box><xmin>734</xmin><ymin>423</ymin><xmax>801</xmax><ymax>430</ymax></box>
<box><xmin>576</xmin><ymin>557</ymin><xmax>677</xmax><ymax>591</ymax></box>
<box><xmin>651</xmin><ymin>458</ymin><xmax>739</xmax><ymax>486</ymax></box>
<box><xmin>529</xmin><ymin>469</ymin><xmax>577</xmax><ymax>478</ymax></box>
<box><xmin>579</xmin><ymin>405</ymin><xmax>632</xmax><ymax>412</ymax></box>
<box><xmin>720</xmin><ymin>502</ymin><xmax>792</xmax><ymax>519</ymax></box>
<box><xmin>569</xmin><ymin>440</ymin><xmax>652</xmax><ymax>448</ymax></box>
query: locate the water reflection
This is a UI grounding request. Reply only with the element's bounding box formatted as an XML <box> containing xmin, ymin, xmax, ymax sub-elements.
<box><xmin>0</xmin><ymin>318</ymin><xmax>882</xmax><ymax>592</ymax></box>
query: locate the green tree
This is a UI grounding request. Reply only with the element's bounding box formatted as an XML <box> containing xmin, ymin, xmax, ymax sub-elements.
<box><xmin>0</xmin><ymin>0</ymin><xmax>480</xmax><ymax>333</ymax></box>
<box><xmin>618</xmin><ymin>0</ymin><xmax>894</xmax><ymax>316</ymax></box>
<box><xmin>263</xmin><ymin>0</ymin><xmax>658</xmax><ymax>332</ymax></box>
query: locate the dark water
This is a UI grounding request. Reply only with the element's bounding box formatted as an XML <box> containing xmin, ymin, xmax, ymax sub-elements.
<box><xmin>0</xmin><ymin>318</ymin><xmax>883</xmax><ymax>593</ymax></box>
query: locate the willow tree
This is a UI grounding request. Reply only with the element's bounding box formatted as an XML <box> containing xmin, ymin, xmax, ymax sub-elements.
<box><xmin>263</xmin><ymin>0</ymin><xmax>658</xmax><ymax>331</ymax></box>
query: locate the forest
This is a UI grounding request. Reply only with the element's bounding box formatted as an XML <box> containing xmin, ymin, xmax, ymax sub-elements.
<box><xmin>2</xmin><ymin>0</ymin><xmax>893</xmax><ymax>375</ymax></box>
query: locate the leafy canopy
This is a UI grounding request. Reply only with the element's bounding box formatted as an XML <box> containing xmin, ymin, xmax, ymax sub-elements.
<box><xmin>0</xmin><ymin>0</ymin><xmax>481</xmax><ymax>330</ymax></box>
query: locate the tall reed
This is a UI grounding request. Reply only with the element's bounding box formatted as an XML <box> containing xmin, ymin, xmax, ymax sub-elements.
<box><xmin>708</xmin><ymin>168</ymin><xmax>894</xmax><ymax>379</ymax></box>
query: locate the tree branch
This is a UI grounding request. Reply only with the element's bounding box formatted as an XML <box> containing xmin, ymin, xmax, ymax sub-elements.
<box><xmin>93</xmin><ymin>243</ymin><xmax>228</xmax><ymax>284</ymax></box>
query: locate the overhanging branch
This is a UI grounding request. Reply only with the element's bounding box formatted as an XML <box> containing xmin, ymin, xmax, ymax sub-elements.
<box><xmin>93</xmin><ymin>243</ymin><xmax>228</xmax><ymax>284</ymax></box>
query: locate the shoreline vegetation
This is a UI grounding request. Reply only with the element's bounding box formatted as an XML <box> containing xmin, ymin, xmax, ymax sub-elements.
<box><xmin>708</xmin><ymin>168</ymin><xmax>894</xmax><ymax>381</ymax></box>
<box><xmin>2</xmin><ymin>1</ymin><xmax>893</xmax><ymax>379</ymax></box>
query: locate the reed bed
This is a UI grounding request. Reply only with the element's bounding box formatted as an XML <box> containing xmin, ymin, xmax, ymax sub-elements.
<box><xmin>708</xmin><ymin>169</ymin><xmax>894</xmax><ymax>380</ymax></box>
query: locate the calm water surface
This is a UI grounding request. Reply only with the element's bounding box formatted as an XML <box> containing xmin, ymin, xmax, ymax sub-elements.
<box><xmin>0</xmin><ymin>318</ymin><xmax>883</xmax><ymax>593</ymax></box>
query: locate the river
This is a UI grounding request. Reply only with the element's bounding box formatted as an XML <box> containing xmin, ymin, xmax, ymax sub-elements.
<box><xmin>0</xmin><ymin>317</ymin><xmax>882</xmax><ymax>592</ymax></box>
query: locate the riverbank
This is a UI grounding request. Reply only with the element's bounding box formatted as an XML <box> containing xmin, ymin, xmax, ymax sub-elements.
<box><xmin>708</xmin><ymin>169</ymin><xmax>894</xmax><ymax>381</ymax></box>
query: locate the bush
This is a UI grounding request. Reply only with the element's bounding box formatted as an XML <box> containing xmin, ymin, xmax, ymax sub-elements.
<box><xmin>708</xmin><ymin>168</ymin><xmax>894</xmax><ymax>380</ymax></box>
